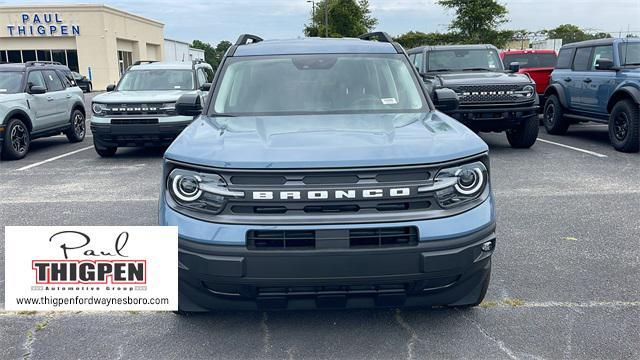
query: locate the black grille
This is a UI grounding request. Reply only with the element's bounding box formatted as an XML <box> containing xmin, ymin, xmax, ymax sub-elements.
<box><xmin>349</xmin><ymin>227</ymin><xmax>418</xmax><ymax>248</ymax></box>
<box><xmin>220</xmin><ymin>166</ymin><xmax>436</xmax><ymax>219</ymax></box>
<box><xmin>247</xmin><ymin>230</ymin><xmax>315</xmax><ymax>250</ymax></box>
<box><xmin>247</xmin><ymin>227</ymin><xmax>418</xmax><ymax>250</ymax></box>
<box><xmin>456</xmin><ymin>84</ymin><xmax>522</xmax><ymax>103</ymax></box>
<box><xmin>111</xmin><ymin>118</ymin><xmax>158</xmax><ymax>125</ymax></box>
<box><xmin>105</xmin><ymin>103</ymin><xmax>169</xmax><ymax>116</ymax></box>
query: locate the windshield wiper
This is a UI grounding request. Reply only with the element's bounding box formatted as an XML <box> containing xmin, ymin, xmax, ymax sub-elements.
<box><xmin>211</xmin><ymin>113</ymin><xmax>236</xmax><ymax>117</ymax></box>
<box><xmin>428</xmin><ymin>69</ymin><xmax>452</xmax><ymax>72</ymax></box>
<box><xmin>623</xmin><ymin>62</ymin><xmax>640</xmax><ymax>66</ymax></box>
<box><xmin>461</xmin><ymin>68</ymin><xmax>493</xmax><ymax>71</ymax></box>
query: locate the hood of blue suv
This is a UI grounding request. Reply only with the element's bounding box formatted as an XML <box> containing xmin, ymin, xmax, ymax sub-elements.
<box><xmin>92</xmin><ymin>90</ymin><xmax>194</xmax><ymax>104</ymax></box>
<box><xmin>165</xmin><ymin>111</ymin><xmax>488</xmax><ymax>169</ymax></box>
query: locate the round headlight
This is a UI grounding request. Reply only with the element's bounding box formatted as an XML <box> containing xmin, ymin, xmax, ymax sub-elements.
<box><xmin>454</xmin><ymin>168</ymin><xmax>484</xmax><ymax>195</ymax></box>
<box><xmin>171</xmin><ymin>174</ymin><xmax>202</xmax><ymax>202</ymax></box>
<box><xmin>92</xmin><ymin>103</ymin><xmax>106</xmax><ymax>115</ymax></box>
<box><xmin>523</xmin><ymin>85</ymin><xmax>535</xmax><ymax>98</ymax></box>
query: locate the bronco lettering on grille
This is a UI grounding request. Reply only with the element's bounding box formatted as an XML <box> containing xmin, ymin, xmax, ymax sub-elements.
<box><xmin>252</xmin><ymin>188</ymin><xmax>412</xmax><ymax>201</ymax></box>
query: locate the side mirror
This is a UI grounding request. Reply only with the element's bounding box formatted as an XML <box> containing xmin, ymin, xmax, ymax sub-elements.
<box><xmin>433</xmin><ymin>88</ymin><xmax>459</xmax><ymax>112</ymax></box>
<box><xmin>509</xmin><ymin>62</ymin><xmax>520</xmax><ymax>73</ymax></box>
<box><xmin>176</xmin><ymin>94</ymin><xmax>203</xmax><ymax>116</ymax></box>
<box><xmin>199</xmin><ymin>83</ymin><xmax>211</xmax><ymax>92</ymax></box>
<box><xmin>595</xmin><ymin>58</ymin><xmax>614</xmax><ymax>71</ymax></box>
<box><xmin>106</xmin><ymin>84</ymin><xmax>116</xmax><ymax>92</ymax></box>
<box><xmin>29</xmin><ymin>85</ymin><xmax>47</xmax><ymax>94</ymax></box>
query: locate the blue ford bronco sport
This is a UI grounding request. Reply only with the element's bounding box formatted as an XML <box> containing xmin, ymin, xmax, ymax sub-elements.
<box><xmin>544</xmin><ymin>38</ymin><xmax>640</xmax><ymax>152</ymax></box>
<box><xmin>159</xmin><ymin>33</ymin><xmax>496</xmax><ymax>312</ymax></box>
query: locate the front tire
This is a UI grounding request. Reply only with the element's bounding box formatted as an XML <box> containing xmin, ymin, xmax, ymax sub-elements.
<box><xmin>609</xmin><ymin>99</ymin><xmax>639</xmax><ymax>153</ymax></box>
<box><xmin>94</xmin><ymin>139</ymin><xmax>117</xmax><ymax>157</ymax></box>
<box><xmin>543</xmin><ymin>94</ymin><xmax>570</xmax><ymax>135</ymax></box>
<box><xmin>506</xmin><ymin>116</ymin><xmax>539</xmax><ymax>148</ymax></box>
<box><xmin>1</xmin><ymin>118</ymin><xmax>30</xmax><ymax>160</ymax></box>
<box><xmin>65</xmin><ymin>110</ymin><xmax>86</xmax><ymax>143</ymax></box>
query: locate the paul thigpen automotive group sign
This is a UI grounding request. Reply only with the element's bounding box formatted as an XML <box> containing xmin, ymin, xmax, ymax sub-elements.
<box><xmin>5</xmin><ymin>227</ymin><xmax>177</xmax><ymax>311</ymax></box>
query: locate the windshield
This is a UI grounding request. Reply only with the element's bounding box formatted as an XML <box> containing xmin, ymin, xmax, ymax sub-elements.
<box><xmin>117</xmin><ymin>69</ymin><xmax>194</xmax><ymax>91</ymax></box>
<box><xmin>502</xmin><ymin>53</ymin><xmax>557</xmax><ymax>68</ymax></box>
<box><xmin>211</xmin><ymin>54</ymin><xmax>426</xmax><ymax>116</ymax></box>
<box><xmin>619</xmin><ymin>42</ymin><xmax>640</xmax><ymax>66</ymax></box>
<box><xmin>0</xmin><ymin>72</ymin><xmax>24</xmax><ymax>94</ymax></box>
<box><xmin>427</xmin><ymin>49</ymin><xmax>503</xmax><ymax>72</ymax></box>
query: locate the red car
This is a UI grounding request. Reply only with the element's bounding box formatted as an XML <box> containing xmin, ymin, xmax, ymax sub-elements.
<box><xmin>500</xmin><ymin>49</ymin><xmax>557</xmax><ymax>104</ymax></box>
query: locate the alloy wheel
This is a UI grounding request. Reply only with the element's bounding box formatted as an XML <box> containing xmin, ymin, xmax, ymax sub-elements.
<box><xmin>74</xmin><ymin>113</ymin><xmax>85</xmax><ymax>137</ymax></box>
<box><xmin>613</xmin><ymin>112</ymin><xmax>629</xmax><ymax>141</ymax></box>
<box><xmin>10</xmin><ymin>124</ymin><xmax>28</xmax><ymax>154</ymax></box>
<box><xmin>545</xmin><ymin>103</ymin><xmax>555</xmax><ymax>126</ymax></box>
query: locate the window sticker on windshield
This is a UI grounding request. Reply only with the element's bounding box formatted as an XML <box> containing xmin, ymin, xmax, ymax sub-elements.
<box><xmin>174</xmin><ymin>86</ymin><xmax>181</xmax><ymax>89</ymax></box>
<box><xmin>381</xmin><ymin>98</ymin><xmax>398</xmax><ymax>105</ymax></box>
<box><xmin>0</xmin><ymin>89</ymin><xmax>7</xmax><ymax>92</ymax></box>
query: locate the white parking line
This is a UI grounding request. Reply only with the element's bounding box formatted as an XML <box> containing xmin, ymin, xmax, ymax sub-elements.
<box><xmin>16</xmin><ymin>146</ymin><xmax>94</xmax><ymax>171</ymax></box>
<box><xmin>537</xmin><ymin>138</ymin><xmax>608</xmax><ymax>158</ymax></box>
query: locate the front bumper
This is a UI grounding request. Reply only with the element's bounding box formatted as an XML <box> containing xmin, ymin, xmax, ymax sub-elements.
<box><xmin>161</xmin><ymin>196</ymin><xmax>496</xmax><ymax>311</ymax></box>
<box><xmin>91</xmin><ymin>119</ymin><xmax>192</xmax><ymax>148</ymax></box>
<box><xmin>449</xmin><ymin>102</ymin><xmax>539</xmax><ymax>131</ymax></box>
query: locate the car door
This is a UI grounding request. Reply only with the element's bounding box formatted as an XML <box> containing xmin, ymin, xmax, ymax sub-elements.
<box><xmin>41</xmin><ymin>69</ymin><xmax>69</xmax><ymax>126</ymax></box>
<box><xmin>582</xmin><ymin>44</ymin><xmax>616</xmax><ymax>115</ymax></box>
<box><xmin>569</xmin><ymin>47</ymin><xmax>593</xmax><ymax>111</ymax></box>
<box><xmin>553</xmin><ymin>48</ymin><xmax>575</xmax><ymax>107</ymax></box>
<box><xmin>25</xmin><ymin>70</ymin><xmax>58</xmax><ymax>130</ymax></box>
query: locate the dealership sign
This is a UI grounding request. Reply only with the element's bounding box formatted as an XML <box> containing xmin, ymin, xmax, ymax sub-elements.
<box><xmin>6</xmin><ymin>13</ymin><xmax>80</xmax><ymax>37</ymax></box>
<box><xmin>4</xmin><ymin>226</ymin><xmax>178</xmax><ymax>311</ymax></box>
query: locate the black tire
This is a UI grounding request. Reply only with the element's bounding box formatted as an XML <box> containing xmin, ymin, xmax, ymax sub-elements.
<box><xmin>1</xmin><ymin>118</ymin><xmax>30</xmax><ymax>160</ymax></box>
<box><xmin>506</xmin><ymin>116</ymin><xmax>539</xmax><ymax>148</ymax></box>
<box><xmin>543</xmin><ymin>94</ymin><xmax>570</xmax><ymax>135</ymax></box>
<box><xmin>86</xmin><ymin>83</ymin><xmax>92</xmax><ymax>93</ymax></box>
<box><xmin>94</xmin><ymin>140</ymin><xmax>117</xmax><ymax>157</ymax></box>
<box><xmin>608</xmin><ymin>99</ymin><xmax>640</xmax><ymax>153</ymax></box>
<box><xmin>65</xmin><ymin>109</ymin><xmax>86</xmax><ymax>143</ymax></box>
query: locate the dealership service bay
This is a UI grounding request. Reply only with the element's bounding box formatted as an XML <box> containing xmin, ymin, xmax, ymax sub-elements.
<box><xmin>0</xmin><ymin>93</ymin><xmax>639</xmax><ymax>359</ymax></box>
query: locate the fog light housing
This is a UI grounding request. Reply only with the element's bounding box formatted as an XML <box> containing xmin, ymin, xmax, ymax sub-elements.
<box><xmin>481</xmin><ymin>240</ymin><xmax>495</xmax><ymax>252</ymax></box>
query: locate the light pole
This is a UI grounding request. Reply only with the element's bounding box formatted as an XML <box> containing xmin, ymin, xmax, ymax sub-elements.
<box><xmin>324</xmin><ymin>0</ymin><xmax>329</xmax><ymax>38</ymax></box>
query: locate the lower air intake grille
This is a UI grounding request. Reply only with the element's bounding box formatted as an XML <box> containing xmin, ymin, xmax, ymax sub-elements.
<box><xmin>349</xmin><ymin>227</ymin><xmax>419</xmax><ymax>248</ymax></box>
<box><xmin>247</xmin><ymin>230</ymin><xmax>316</xmax><ymax>250</ymax></box>
<box><xmin>247</xmin><ymin>227</ymin><xmax>419</xmax><ymax>250</ymax></box>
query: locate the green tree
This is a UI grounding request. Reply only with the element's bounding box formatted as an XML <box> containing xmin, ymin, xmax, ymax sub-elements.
<box><xmin>543</xmin><ymin>24</ymin><xmax>589</xmax><ymax>44</ymax></box>
<box><xmin>191</xmin><ymin>40</ymin><xmax>232</xmax><ymax>70</ymax></box>
<box><xmin>394</xmin><ymin>31</ymin><xmax>458</xmax><ymax>48</ymax></box>
<box><xmin>304</xmin><ymin>0</ymin><xmax>377</xmax><ymax>38</ymax></box>
<box><xmin>544</xmin><ymin>24</ymin><xmax>611</xmax><ymax>44</ymax></box>
<box><xmin>438</xmin><ymin>0</ymin><xmax>513</xmax><ymax>48</ymax></box>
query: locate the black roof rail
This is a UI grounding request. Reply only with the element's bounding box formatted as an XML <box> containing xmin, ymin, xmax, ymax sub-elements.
<box><xmin>227</xmin><ymin>34</ymin><xmax>263</xmax><ymax>57</ymax></box>
<box><xmin>132</xmin><ymin>60</ymin><xmax>158</xmax><ymax>66</ymax></box>
<box><xmin>359</xmin><ymin>32</ymin><xmax>394</xmax><ymax>43</ymax></box>
<box><xmin>235</xmin><ymin>34</ymin><xmax>263</xmax><ymax>46</ymax></box>
<box><xmin>359</xmin><ymin>32</ymin><xmax>405</xmax><ymax>54</ymax></box>
<box><xmin>25</xmin><ymin>61</ymin><xmax>63</xmax><ymax>67</ymax></box>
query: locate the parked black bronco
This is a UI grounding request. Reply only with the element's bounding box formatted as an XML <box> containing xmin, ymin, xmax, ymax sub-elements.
<box><xmin>408</xmin><ymin>44</ymin><xmax>539</xmax><ymax>148</ymax></box>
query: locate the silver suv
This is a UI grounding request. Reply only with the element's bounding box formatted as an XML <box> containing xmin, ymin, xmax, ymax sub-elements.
<box><xmin>0</xmin><ymin>61</ymin><xmax>86</xmax><ymax>160</ymax></box>
<box><xmin>90</xmin><ymin>61</ymin><xmax>214</xmax><ymax>157</ymax></box>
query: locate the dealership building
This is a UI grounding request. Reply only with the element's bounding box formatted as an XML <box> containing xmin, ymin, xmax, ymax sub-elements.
<box><xmin>0</xmin><ymin>4</ymin><xmax>204</xmax><ymax>90</ymax></box>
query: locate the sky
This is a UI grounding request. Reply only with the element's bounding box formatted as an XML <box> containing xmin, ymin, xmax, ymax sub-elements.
<box><xmin>7</xmin><ymin>0</ymin><xmax>640</xmax><ymax>45</ymax></box>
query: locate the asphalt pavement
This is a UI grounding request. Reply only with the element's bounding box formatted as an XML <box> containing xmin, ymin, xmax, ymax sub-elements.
<box><xmin>0</xmin><ymin>95</ymin><xmax>638</xmax><ymax>359</ymax></box>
